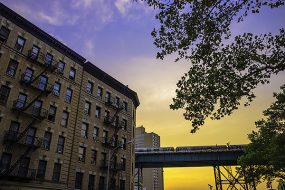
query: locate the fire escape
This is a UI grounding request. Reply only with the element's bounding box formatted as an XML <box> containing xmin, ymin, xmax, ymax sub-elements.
<box><xmin>102</xmin><ymin>96</ymin><xmax>125</xmax><ymax>189</ymax></box>
<box><xmin>0</xmin><ymin>47</ymin><xmax>56</xmax><ymax>180</ymax></box>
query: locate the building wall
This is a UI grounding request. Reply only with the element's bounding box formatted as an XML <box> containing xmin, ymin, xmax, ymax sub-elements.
<box><xmin>135</xmin><ymin>126</ymin><xmax>164</xmax><ymax>190</ymax></box>
<box><xmin>0</xmin><ymin>2</ymin><xmax>139</xmax><ymax>190</ymax></box>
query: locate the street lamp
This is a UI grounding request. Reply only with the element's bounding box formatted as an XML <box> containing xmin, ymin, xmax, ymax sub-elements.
<box><xmin>106</xmin><ymin>140</ymin><xmax>134</xmax><ymax>190</ymax></box>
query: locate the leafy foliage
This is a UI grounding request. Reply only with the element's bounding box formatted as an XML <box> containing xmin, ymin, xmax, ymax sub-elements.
<box><xmin>141</xmin><ymin>0</ymin><xmax>285</xmax><ymax>132</ymax></box>
<box><xmin>238</xmin><ymin>86</ymin><xmax>285</xmax><ymax>183</ymax></box>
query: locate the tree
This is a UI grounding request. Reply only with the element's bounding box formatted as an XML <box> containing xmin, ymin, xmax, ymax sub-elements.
<box><xmin>141</xmin><ymin>0</ymin><xmax>285</xmax><ymax>132</ymax></box>
<box><xmin>238</xmin><ymin>85</ymin><xmax>285</xmax><ymax>184</ymax></box>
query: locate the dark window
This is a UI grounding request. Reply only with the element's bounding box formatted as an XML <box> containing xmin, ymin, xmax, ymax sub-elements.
<box><xmin>33</xmin><ymin>100</ymin><xmax>42</xmax><ymax>117</ymax></box>
<box><xmin>75</xmin><ymin>172</ymin><xmax>83</xmax><ymax>189</ymax></box>
<box><xmin>113</xmin><ymin>115</ymin><xmax>119</xmax><ymax>127</ymax></box>
<box><xmin>102</xmin><ymin>131</ymin><xmax>108</xmax><ymax>144</ymax></box>
<box><xmin>84</xmin><ymin>101</ymin><xmax>91</xmax><ymax>115</ymax></box>
<box><xmin>38</xmin><ymin>75</ymin><xmax>48</xmax><ymax>91</ymax></box>
<box><xmin>22</xmin><ymin>67</ymin><xmax>34</xmax><ymax>83</ymax></box>
<box><xmin>69</xmin><ymin>67</ymin><xmax>76</xmax><ymax>80</ymax></box>
<box><xmin>8</xmin><ymin>121</ymin><xmax>20</xmax><ymax>140</ymax></box>
<box><xmin>29</xmin><ymin>45</ymin><xmax>40</xmax><ymax>60</ymax></box>
<box><xmin>53</xmin><ymin>82</ymin><xmax>61</xmax><ymax>96</ymax></box>
<box><xmin>18</xmin><ymin>157</ymin><xmax>30</xmax><ymax>177</ymax></box>
<box><xmin>81</xmin><ymin>123</ymin><xmax>88</xmax><ymax>138</ymax></box>
<box><xmin>122</xmin><ymin>138</ymin><xmax>127</xmax><ymax>150</ymax></box>
<box><xmin>93</xmin><ymin>127</ymin><xmax>99</xmax><ymax>140</ymax></box>
<box><xmin>0</xmin><ymin>26</ymin><xmax>10</xmax><ymax>43</ymax></box>
<box><xmin>57</xmin><ymin>136</ymin><xmax>65</xmax><ymax>153</ymax></box>
<box><xmin>121</xmin><ymin>158</ymin><xmax>126</xmax><ymax>171</ymax></box>
<box><xmin>44</xmin><ymin>53</ymin><xmax>53</xmax><ymax>66</ymax></box>
<box><xmin>97</xmin><ymin>87</ymin><xmax>103</xmax><ymax>98</ymax></box>
<box><xmin>25</xmin><ymin>127</ymin><xmax>36</xmax><ymax>145</ymax></box>
<box><xmin>52</xmin><ymin>163</ymin><xmax>61</xmax><ymax>182</ymax></box>
<box><xmin>115</xmin><ymin>97</ymin><xmax>120</xmax><ymax>107</ymax></box>
<box><xmin>86</xmin><ymin>81</ymin><xmax>93</xmax><ymax>94</ymax></box>
<box><xmin>120</xmin><ymin>180</ymin><xmax>125</xmax><ymax>190</ymax></box>
<box><xmin>95</xmin><ymin>106</ymin><xmax>101</xmax><ymax>118</ymax></box>
<box><xmin>99</xmin><ymin>176</ymin><xmax>105</xmax><ymax>190</ymax></box>
<box><xmin>91</xmin><ymin>149</ymin><xmax>97</xmax><ymax>164</ymax></box>
<box><xmin>43</xmin><ymin>131</ymin><xmax>52</xmax><ymax>150</ymax></box>
<box><xmin>105</xmin><ymin>92</ymin><xmax>111</xmax><ymax>103</ymax></box>
<box><xmin>88</xmin><ymin>174</ymin><xmax>95</xmax><ymax>190</ymax></box>
<box><xmin>78</xmin><ymin>146</ymin><xmax>86</xmax><ymax>162</ymax></box>
<box><xmin>61</xmin><ymin>111</ymin><xmax>69</xmax><ymax>127</ymax></box>
<box><xmin>123</xmin><ymin>101</ymin><xmax>128</xmax><ymax>112</ymax></box>
<box><xmin>57</xmin><ymin>61</ymin><xmax>65</xmax><ymax>73</ymax></box>
<box><xmin>15</xmin><ymin>93</ymin><xmax>27</xmax><ymax>109</ymax></box>
<box><xmin>0</xmin><ymin>85</ymin><xmax>10</xmax><ymax>106</ymax></box>
<box><xmin>122</xmin><ymin>119</ymin><xmax>127</xmax><ymax>130</ymax></box>
<box><xmin>65</xmin><ymin>88</ymin><xmax>73</xmax><ymax>103</ymax></box>
<box><xmin>6</xmin><ymin>59</ymin><xmax>18</xmax><ymax>77</ymax></box>
<box><xmin>0</xmin><ymin>153</ymin><xmax>12</xmax><ymax>172</ymax></box>
<box><xmin>14</xmin><ymin>36</ymin><xmax>25</xmax><ymax>52</ymax></box>
<box><xmin>48</xmin><ymin>105</ymin><xmax>57</xmax><ymax>122</ymax></box>
<box><xmin>37</xmin><ymin>160</ymin><xmax>47</xmax><ymax>179</ymax></box>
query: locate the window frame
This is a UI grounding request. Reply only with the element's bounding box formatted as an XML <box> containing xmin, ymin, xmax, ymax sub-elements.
<box><xmin>0</xmin><ymin>85</ymin><xmax>10</xmax><ymax>106</ymax></box>
<box><xmin>6</xmin><ymin>59</ymin><xmax>19</xmax><ymax>77</ymax></box>
<box><xmin>14</xmin><ymin>36</ymin><xmax>26</xmax><ymax>52</ymax></box>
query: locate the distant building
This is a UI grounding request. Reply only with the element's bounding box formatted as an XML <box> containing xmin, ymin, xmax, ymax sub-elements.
<box><xmin>0</xmin><ymin>2</ymin><xmax>139</xmax><ymax>190</ymax></box>
<box><xmin>135</xmin><ymin>126</ymin><xmax>164</xmax><ymax>190</ymax></box>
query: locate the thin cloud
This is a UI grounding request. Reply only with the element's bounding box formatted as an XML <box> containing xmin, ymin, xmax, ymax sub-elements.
<box><xmin>115</xmin><ymin>0</ymin><xmax>131</xmax><ymax>15</ymax></box>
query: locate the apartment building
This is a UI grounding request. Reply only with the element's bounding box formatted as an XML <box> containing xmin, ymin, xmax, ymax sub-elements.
<box><xmin>0</xmin><ymin>2</ymin><xmax>139</xmax><ymax>190</ymax></box>
<box><xmin>135</xmin><ymin>126</ymin><xmax>163</xmax><ymax>190</ymax></box>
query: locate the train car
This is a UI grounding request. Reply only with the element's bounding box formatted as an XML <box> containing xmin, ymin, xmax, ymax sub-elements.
<box><xmin>176</xmin><ymin>145</ymin><xmax>230</xmax><ymax>153</ymax></box>
<box><xmin>135</xmin><ymin>147</ymin><xmax>174</xmax><ymax>153</ymax></box>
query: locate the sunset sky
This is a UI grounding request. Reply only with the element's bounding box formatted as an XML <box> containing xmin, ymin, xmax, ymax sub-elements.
<box><xmin>2</xmin><ymin>0</ymin><xmax>285</xmax><ymax>189</ymax></box>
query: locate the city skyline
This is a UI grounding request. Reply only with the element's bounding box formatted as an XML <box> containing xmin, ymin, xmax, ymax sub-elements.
<box><xmin>1</xmin><ymin>1</ymin><xmax>285</xmax><ymax>189</ymax></box>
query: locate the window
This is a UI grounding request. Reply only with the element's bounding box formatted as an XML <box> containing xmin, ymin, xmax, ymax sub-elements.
<box><xmin>0</xmin><ymin>26</ymin><xmax>10</xmax><ymax>43</ymax></box>
<box><xmin>120</xmin><ymin>179</ymin><xmax>125</xmax><ymax>190</ymax></box>
<box><xmin>69</xmin><ymin>67</ymin><xmax>76</xmax><ymax>80</ymax></box>
<box><xmin>122</xmin><ymin>138</ymin><xmax>127</xmax><ymax>150</ymax></box>
<box><xmin>65</xmin><ymin>88</ymin><xmax>73</xmax><ymax>103</ymax></box>
<box><xmin>61</xmin><ymin>111</ymin><xmax>69</xmax><ymax>127</ymax></box>
<box><xmin>75</xmin><ymin>172</ymin><xmax>83</xmax><ymax>189</ymax></box>
<box><xmin>14</xmin><ymin>36</ymin><xmax>25</xmax><ymax>52</ymax></box>
<box><xmin>81</xmin><ymin>123</ymin><xmax>88</xmax><ymax>138</ymax></box>
<box><xmin>26</xmin><ymin>127</ymin><xmax>36</xmax><ymax>145</ymax></box>
<box><xmin>43</xmin><ymin>131</ymin><xmax>52</xmax><ymax>150</ymax></box>
<box><xmin>104</xmin><ymin>110</ymin><xmax>110</xmax><ymax>123</ymax></box>
<box><xmin>95</xmin><ymin>106</ymin><xmax>101</xmax><ymax>118</ymax></box>
<box><xmin>0</xmin><ymin>153</ymin><xmax>12</xmax><ymax>172</ymax></box>
<box><xmin>0</xmin><ymin>85</ymin><xmax>10</xmax><ymax>106</ymax></box>
<box><xmin>29</xmin><ymin>45</ymin><xmax>40</xmax><ymax>60</ymax></box>
<box><xmin>86</xmin><ymin>81</ymin><xmax>93</xmax><ymax>94</ymax></box>
<box><xmin>22</xmin><ymin>67</ymin><xmax>34</xmax><ymax>83</ymax></box>
<box><xmin>91</xmin><ymin>149</ymin><xmax>97</xmax><ymax>164</ymax></box>
<box><xmin>122</xmin><ymin>119</ymin><xmax>127</xmax><ymax>130</ymax></box>
<box><xmin>37</xmin><ymin>160</ymin><xmax>47</xmax><ymax>179</ymax></box>
<box><xmin>84</xmin><ymin>101</ymin><xmax>91</xmax><ymax>115</ymax></box>
<box><xmin>102</xmin><ymin>130</ymin><xmax>108</xmax><ymax>143</ymax></box>
<box><xmin>44</xmin><ymin>53</ymin><xmax>53</xmax><ymax>66</ymax></box>
<box><xmin>88</xmin><ymin>174</ymin><xmax>95</xmax><ymax>190</ymax></box>
<box><xmin>78</xmin><ymin>146</ymin><xmax>86</xmax><ymax>162</ymax></box>
<box><xmin>6</xmin><ymin>59</ymin><xmax>18</xmax><ymax>77</ymax></box>
<box><xmin>57</xmin><ymin>136</ymin><xmax>65</xmax><ymax>153</ymax></box>
<box><xmin>33</xmin><ymin>100</ymin><xmax>42</xmax><ymax>117</ymax></box>
<box><xmin>114</xmin><ymin>116</ymin><xmax>119</xmax><ymax>127</ymax></box>
<box><xmin>53</xmin><ymin>82</ymin><xmax>61</xmax><ymax>96</ymax></box>
<box><xmin>115</xmin><ymin>97</ymin><xmax>120</xmax><ymax>107</ymax></box>
<box><xmin>101</xmin><ymin>152</ymin><xmax>107</xmax><ymax>166</ymax></box>
<box><xmin>7</xmin><ymin>121</ymin><xmax>20</xmax><ymax>140</ymax></box>
<box><xmin>52</xmin><ymin>163</ymin><xmax>61</xmax><ymax>182</ymax></box>
<box><xmin>105</xmin><ymin>91</ymin><xmax>111</xmax><ymax>103</ymax></box>
<box><xmin>121</xmin><ymin>158</ymin><xmax>126</xmax><ymax>171</ymax></box>
<box><xmin>18</xmin><ymin>157</ymin><xmax>30</xmax><ymax>177</ymax></box>
<box><xmin>93</xmin><ymin>127</ymin><xmax>99</xmax><ymax>140</ymax></box>
<box><xmin>48</xmin><ymin>105</ymin><xmax>57</xmax><ymax>122</ymax></box>
<box><xmin>15</xmin><ymin>93</ymin><xmax>27</xmax><ymax>109</ymax></box>
<box><xmin>97</xmin><ymin>86</ymin><xmax>103</xmax><ymax>99</ymax></box>
<box><xmin>99</xmin><ymin>176</ymin><xmax>105</xmax><ymax>190</ymax></box>
<box><xmin>57</xmin><ymin>61</ymin><xmax>65</xmax><ymax>73</ymax></box>
<box><xmin>123</xmin><ymin>101</ymin><xmax>128</xmax><ymax>112</ymax></box>
<box><xmin>38</xmin><ymin>75</ymin><xmax>48</xmax><ymax>91</ymax></box>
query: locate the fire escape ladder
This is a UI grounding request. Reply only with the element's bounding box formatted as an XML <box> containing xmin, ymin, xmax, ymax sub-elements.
<box><xmin>16</xmin><ymin>119</ymin><xmax>37</xmax><ymax>142</ymax></box>
<box><xmin>29</xmin><ymin>69</ymin><xmax>48</xmax><ymax>84</ymax></box>
<box><xmin>22</xmin><ymin>93</ymin><xmax>44</xmax><ymax>111</ymax></box>
<box><xmin>1</xmin><ymin>146</ymin><xmax>33</xmax><ymax>176</ymax></box>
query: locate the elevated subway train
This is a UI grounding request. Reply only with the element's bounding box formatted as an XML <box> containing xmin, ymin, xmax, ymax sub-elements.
<box><xmin>135</xmin><ymin>145</ymin><xmax>246</xmax><ymax>154</ymax></box>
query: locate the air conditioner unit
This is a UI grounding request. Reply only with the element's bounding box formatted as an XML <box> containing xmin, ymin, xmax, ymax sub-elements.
<box><xmin>57</xmin><ymin>147</ymin><xmax>63</xmax><ymax>153</ymax></box>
